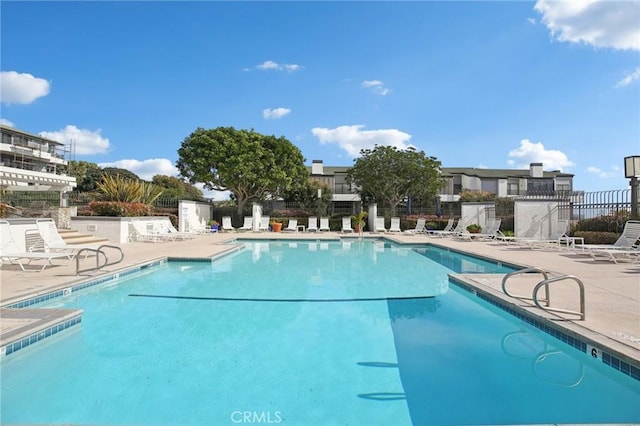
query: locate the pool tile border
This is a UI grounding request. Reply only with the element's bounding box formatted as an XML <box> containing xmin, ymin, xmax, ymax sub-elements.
<box><xmin>2</xmin><ymin>315</ymin><xmax>82</xmax><ymax>357</ymax></box>
<box><xmin>450</xmin><ymin>274</ymin><xmax>640</xmax><ymax>382</ymax></box>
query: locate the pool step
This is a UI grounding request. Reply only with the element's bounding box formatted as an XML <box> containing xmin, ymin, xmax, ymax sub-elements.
<box><xmin>58</xmin><ymin>229</ymin><xmax>110</xmax><ymax>245</ymax></box>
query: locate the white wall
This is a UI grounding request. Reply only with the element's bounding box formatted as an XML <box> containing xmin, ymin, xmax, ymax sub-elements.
<box><xmin>460</xmin><ymin>202</ymin><xmax>494</xmax><ymax>229</ymax></box>
<box><xmin>178</xmin><ymin>200</ymin><xmax>212</xmax><ymax>232</ymax></box>
<box><xmin>514</xmin><ymin>200</ymin><xmax>563</xmax><ymax>239</ymax></box>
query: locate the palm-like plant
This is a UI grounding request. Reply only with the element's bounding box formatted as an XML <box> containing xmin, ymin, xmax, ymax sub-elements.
<box><xmin>97</xmin><ymin>175</ymin><xmax>163</xmax><ymax>204</ymax></box>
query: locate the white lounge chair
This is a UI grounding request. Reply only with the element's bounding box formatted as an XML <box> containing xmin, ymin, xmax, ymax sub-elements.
<box><xmin>590</xmin><ymin>246</ymin><xmax>639</xmax><ymax>264</ymax></box>
<box><xmin>581</xmin><ymin>220</ymin><xmax>640</xmax><ymax>252</ymax></box>
<box><xmin>458</xmin><ymin>219</ymin><xmax>502</xmax><ymax>241</ymax></box>
<box><xmin>129</xmin><ymin>220</ymin><xmax>174</xmax><ymax>242</ymax></box>
<box><xmin>389</xmin><ymin>217</ymin><xmax>401</xmax><ymax>232</ymax></box>
<box><xmin>405</xmin><ymin>218</ymin><xmax>427</xmax><ymax>235</ymax></box>
<box><xmin>0</xmin><ymin>220</ymin><xmax>70</xmax><ymax>271</ymax></box>
<box><xmin>238</xmin><ymin>216</ymin><xmax>253</xmax><ymax>232</ymax></box>
<box><xmin>431</xmin><ymin>219</ymin><xmax>463</xmax><ymax>237</ymax></box>
<box><xmin>341</xmin><ymin>217</ymin><xmax>354</xmax><ymax>233</ymax></box>
<box><xmin>516</xmin><ymin>220</ymin><xmax>570</xmax><ymax>250</ymax></box>
<box><xmin>222</xmin><ymin>216</ymin><xmax>236</xmax><ymax>232</ymax></box>
<box><xmin>282</xmin><ymin>219</ymin><xmax>298</xmax><ymax>232</ymax></box>
<box><xmin>155</xmin><ymin>218</ymin><xmax>195</xmax><ymax>240</ymax></box>
<box><xmin>258</xmin><ymin>216</ymin><xmax>270</xmax><ymax>232</ymax></box>
<box><xmin>307</xmin><ymin>217</ymin><xmax>318</xmax><ymax>232</ymax></box>
<box><xmin>319</xmin><ymin>217</ymin><xmax>331</xmax><ymax>232</ymax></box>
<box><xmin>374</xmin><ymin>217</ymin><xmax>387</xmax><ymax>233</ymax></box>
<box><xmin>427</xmin><ymin>218</ymin><xmax>454</xmax><ymax>236</ymax></box>
<box><xmin>36</xmin><ymin>219</ymin><xmax>106</xmax><ymax>252</ymax></box>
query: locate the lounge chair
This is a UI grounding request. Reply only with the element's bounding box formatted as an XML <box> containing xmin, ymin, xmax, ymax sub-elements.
<box><xmin>431</xmin><ymin>219</ymin><xmax>463</xmax><ymax>237</ymax></box>
<box><xmin>590</xmin><ymin>246</ymin><xmax>640</xmax><ymax>264</ymax></box>
<box><xmin>155</xmin><ymin>218</ymin><xmax>195</xmax><ymax>240</ymax></box>
<box><xmin>319</xmin><ymin>217</ymin><xmax>331</xmax><ymax>232</ymax></box>
<box><xmin>129</xmin><ymin>220</ymin><xmax>174</xmax><ymax>242</ymax></box>
<box><xmin>222</xmin><ymin>216</ymin><xmax>236</xmax><ymax>232</ymax></box>
<box><xmin>404</xmin><ymin>218</ymin><xmax>426</xmax><ymax>235</ymax></box>
<box><xmin>515</xmin><ymin>220</ymin><xmax>570</xmax><ymax>250</ymax></box>
<box><xmin>35</xmin><ymin>219</ymin><xmax>107</xmax><ymax>252</ymax></box>
<box><xmin>581</xmin><ymin>220</ymin><xmax>640</xmax><ymax>253</ymax></box>
<box><xmin>258</xmin><ymin>216</ymin><xmax>270</xmax><ymax>232</ymax></box>
<box><xmin>307</xmin><ymin>217</ymin><xmax>318</xmax><ymax>232</ymax></box>
<box><xmin>0</xmin><ymin>220</ymin><xmax>70</xmax><ymax>271</ymax></box>
<box><xmin>389</xmin><ymin>217</ymin><xmax>401</xmax><ymax>232</ymax></box>
<box><xmin>427</xmin><ymin>218</ymin><xmax>454</xmax><ymax>236</ymax></box>
<box><xmin>341</xmin><ymin>217</ymin><xmax>354</xmax><ymax>233</ymax></box>
<box><xmin>458</xmin><ymin>219</ymin><xmax>502</xmax><ymax>241</ymax></box>
<box><xmin>238</xmin><ymin>216</ymin><xmax>253</xmax><ymax>232</ymax></box>
<box><xmin>282</xmin><ymin>219</ymin><xmax>298</xmax><ymax>232</ymax></box>
<box><xmin>374</xmin><ymin>217</ymin><xmax>387</xmax><ymax>233</ymax></box>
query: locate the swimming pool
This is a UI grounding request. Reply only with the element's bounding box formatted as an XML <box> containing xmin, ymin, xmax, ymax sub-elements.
<box><xmin>1</xmin><ymin>240</ymin><xmax>639</xmax><ymax>425</ymax></box>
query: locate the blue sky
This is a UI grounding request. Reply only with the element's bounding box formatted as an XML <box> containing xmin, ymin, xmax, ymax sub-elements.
<box><xmin>1</xmin><ymin>1</ymin><xmax>639</xmax><ymax>199</ymax></box>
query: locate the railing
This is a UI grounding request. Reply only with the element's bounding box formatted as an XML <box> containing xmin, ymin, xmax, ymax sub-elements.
<box><xmin>533</xmin><ymin>275</ymin><xmax>585</xmax><ymax>320</ymax></box>
<box><xmin>75</xmin><ymin>244</ymin><xmax>124</xmax><ymax>276</ymax></box>
<box><xmin>501</xmin><ymin>268</ymin><xmax>585</xmax><ymax>320</ymax></box>
<box><xmin>501</xmin><ymin>267</ymin><xmax>550</xmax><ymax>306</ymax></box>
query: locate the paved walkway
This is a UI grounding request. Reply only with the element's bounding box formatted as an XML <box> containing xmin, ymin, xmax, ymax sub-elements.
<box><xmin>1</xmin><ymin>231</ymin><xmax>639</xmax><ymax>363</ymax></box>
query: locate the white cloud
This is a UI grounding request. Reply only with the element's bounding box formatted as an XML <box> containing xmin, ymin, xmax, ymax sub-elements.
<box><xmin>507</xmin><ymin>139</ymin><xmax>575</xmax><ymax>171</ymax></box>
<box><xmin>616</xmin><ymin>67</ymin><xmax>640</xmax><ymax>88</ymax></box>
<box><xmin>311</xmin><ymin>125</ymin><xmax>412</xmax><ymax>158</ymax></box>
<box><xmin>246</xmin><ymin>60</ymin><xmax>302</xmax><ymax>72</ymax></box>
<box><xmin>586</xmin><ymin>165</ymin><xmax>620</xmax><ymax>178</ymax></box>
<box><xmin>39</xmin><ymin>125</ymin><xmax>109</xmax><ymax>155</ymax></box>
<box><xmin>0</xmin><ymin>118</ymin><xmax>15</xmax><ymax>127</ymax></box>
<box><xmin>526</xmin><ymin>17</ymin><xmax>537</xmax><ymax>25</ymax></box>
<box><xmin>98</xmin><ymin>158</ymin><xmax>177</xmax><ymax>181</ymax></box>
<box><xmin>361</xmin><ymin>80</ymin><xmax>390</xmax><ymax>96</ymax></box>
<box><xmin>0</xmin><ymin>71</ymin><xmax>51</xmax><ymax>104</ymax></box>
<box><xmin>534</xmin><ymin>0</ymin><xmax>640</xmax><ymax>51</ymax></box>
<box><xmin>263</xmin><ymin>107</ymin><xmax>291</xmax><ymax>119</ymax></box>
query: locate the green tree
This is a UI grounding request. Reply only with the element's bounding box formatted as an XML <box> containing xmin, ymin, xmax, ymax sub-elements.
<box><xmin>176</xmin><ymin>127</ymin><xmax>308</xmax><ymax>214</ymax></box>
<box><xmin>346</xmin><ymin>145</ymin><xmax>444</xmax><ymax>216</ymax></box>
<box><xmin>66</xmin><ymin>160</ymin><xmax>103</xmax><ymax>192</ymax></box>
<box><xmin>152</xmin><ymin>175</ymin><xmax>203</xmax><ymax>199</ymax></box>
<box><xmin>102</xmin><ymin>167</ymin><xmax>140</xmax><ymax>182</ymax></box>
<box><xmin>285</xmin><ymin>180</ymin><xmax>333</xmax><ymax>216</ymax></box>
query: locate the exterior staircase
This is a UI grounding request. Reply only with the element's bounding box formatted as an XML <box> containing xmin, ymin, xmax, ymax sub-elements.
<box><xmin>58</xmin><ymin>229</ymin><xmax>110</xmax><ymax>245</ymax></box>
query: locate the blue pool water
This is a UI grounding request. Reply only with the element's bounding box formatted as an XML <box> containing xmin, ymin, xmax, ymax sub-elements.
<box><xmin>1</xmin><ymin>240</ymin><xmax>639</xmax><ymax>425</ymax></box>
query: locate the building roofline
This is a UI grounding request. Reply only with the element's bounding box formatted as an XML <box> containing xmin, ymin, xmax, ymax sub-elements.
<box><xmin>0</xmin><ymin>125</ymin><xmax>65</xmax><ymax>147</ymax></box>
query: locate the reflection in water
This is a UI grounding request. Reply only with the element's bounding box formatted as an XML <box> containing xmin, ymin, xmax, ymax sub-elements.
<box><xmin>502</xmin><ymin>330</ymin><xmax>584</xmax><ymax>387</ymax></box>
<box><xmin>413</xmin><ymin>247</ymin><xmax>515</xmax><ymax>273</ymax></box>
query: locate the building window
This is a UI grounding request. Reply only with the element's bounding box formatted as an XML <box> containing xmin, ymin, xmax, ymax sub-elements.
<box><xmin>527</xmin><ymin>179</ymin><xmax>554</xmax><ymax>193</ymax></box>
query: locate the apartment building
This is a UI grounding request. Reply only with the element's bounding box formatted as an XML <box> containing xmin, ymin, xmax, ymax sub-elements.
<box><xmin>0</xmin><ymin>125</ymin><xmax>76</xmax><ymax>203</ymax></box>
<box><xmin>307</xmin><ymin>160</ymin><xmax>574</xmax><ymax>205</ymax></box>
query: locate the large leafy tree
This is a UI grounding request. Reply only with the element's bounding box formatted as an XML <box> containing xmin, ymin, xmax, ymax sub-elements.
<box><xmin>176</xmin><ymin>127</ymin><xmax>308</xmax><ymax>214</ymax></box>
<box><xmin>346</xmin><ymin>145</ymin><xmax>444</xmax><ymax>215</ymax></box>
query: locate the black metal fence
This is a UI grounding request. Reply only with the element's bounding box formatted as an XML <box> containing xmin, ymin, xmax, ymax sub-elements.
<box><xmin>2</xmin><ymin>189</ymin><xmax>636</xmax><ymax>234</ymax></box>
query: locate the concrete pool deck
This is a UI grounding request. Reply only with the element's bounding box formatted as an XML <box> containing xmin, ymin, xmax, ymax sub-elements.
<box><xmin>1</xmin><ymin>231</ymin><xmax>639</xmax><ymax>366</ymax></box>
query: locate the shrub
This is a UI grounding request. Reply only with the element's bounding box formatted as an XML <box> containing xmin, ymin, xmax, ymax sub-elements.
<box><xmin>573</xmin><ymin>231</ymin><xmax>620</xmax><ymax>245</ymax></box>
<box><xmin>89</xmin><ymin>201</ymin><xmax>152</xmax><ymax>217</ymax></box>
<box><xmin>466</xmin><ymin>224</ymin><xmax>482</xmax><ymax>233</ymax></box>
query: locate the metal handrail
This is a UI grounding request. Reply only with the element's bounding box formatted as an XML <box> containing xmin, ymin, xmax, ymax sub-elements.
<box><xmin>76</xmin><ymin>244</ymin><xmax>124</xmax><ymax>275</ymax></box>
<box><xmin>533</xmin><ymin>275</ymin><xmax>585</xmax><ymax>320</ymax></box>
<box><xmin>501</xmin><ymin>267</ymin><xmax>550</xmax><ymax>306</ymax></box>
